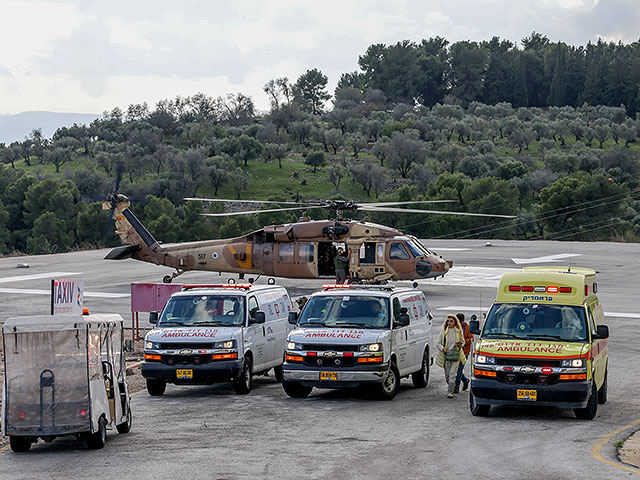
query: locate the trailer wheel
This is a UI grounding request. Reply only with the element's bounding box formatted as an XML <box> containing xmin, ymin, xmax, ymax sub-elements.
<box><xmin>9</xmin><ymin>436</ymin><xmax>32</xmax><ymax>453</ymax></box>
<box><xmin>85</xmin><ymin>416</ymin><xmax>107</xmax><ymax>450</ymax></box>
<box><xmin>116</xmin><ymin>404</ymin><xmax>132</xmax><ymax>434</ymax></box>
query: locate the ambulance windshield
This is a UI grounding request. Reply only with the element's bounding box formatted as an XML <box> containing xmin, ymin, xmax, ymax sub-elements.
<box><xmin>483</xmin><ymin>304</ymin><xmax>588</xmax><ymax>341</ymax></box>
<box><xmin>159</xmin><ymin>295</ymin><xmax>245</xmax><ymax>327</ymax></box>
<box><xmin>299</xmin><ymin>296</ymin><xmax>390</xmax><ymax>329</ymax></box>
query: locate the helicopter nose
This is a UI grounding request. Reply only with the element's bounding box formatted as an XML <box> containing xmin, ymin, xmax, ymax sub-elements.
<box><xmin>416</xmin><ymin>260</ymin><xmax>433</xmax><ymax>277</ymax></box>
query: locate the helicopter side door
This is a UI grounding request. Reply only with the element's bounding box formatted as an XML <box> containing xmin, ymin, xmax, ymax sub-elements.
<box><xmin>387</xmin><ymin>242</ymin><xmax>415</xmax><ymax>279</ymax></box>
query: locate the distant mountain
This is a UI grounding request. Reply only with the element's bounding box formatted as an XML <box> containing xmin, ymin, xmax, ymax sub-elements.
<box><xmin>0</xmin><ymin>111</ymin><xmax>100</xmax><ymax>144</ymax></box>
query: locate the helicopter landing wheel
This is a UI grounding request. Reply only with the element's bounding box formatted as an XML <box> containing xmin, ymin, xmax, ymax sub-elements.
<box><xmin>162</xmin><ymin>275</ymin><xmax>172</xmax><ymax>284</ymax></box>
<box><xmin>347</xmin><ymin>277</ymin><xmax>363</xmax><ymax>285</ymax></box>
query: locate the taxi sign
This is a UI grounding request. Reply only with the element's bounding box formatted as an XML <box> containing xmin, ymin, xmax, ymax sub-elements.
<box><xmin>51</xmin><ymin>279</ymin><xmax>84</xmax><ymax>315</ymax></box>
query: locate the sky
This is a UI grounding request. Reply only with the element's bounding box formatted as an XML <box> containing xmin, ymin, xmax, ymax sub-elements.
<box><xmin>0</xmin><ymin>0</ymin><xmax>638</xmax><ymax>115</ymax></box>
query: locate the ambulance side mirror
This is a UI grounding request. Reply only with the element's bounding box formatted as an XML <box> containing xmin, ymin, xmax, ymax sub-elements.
<box><xmin>469</xmin><ymin>318</ymin><xmax>481</xmax><ymax>335</ymax></box>
<box><xmin>251</xmin><ymin>311</ymin><xmax>266</xmax><ymax>325</ymax></box>
<box><xmin>149</xmin><ymin>312</ymin><xmax>158</xmax><ymax>324</ymax></box>
<box><xmin>395</xmin><ymin>314</ymin><xmax>410</xmax><ymax>328</ymax></box>
<box><xmin>593</xmin><ymin>324</ymin><xmax>609</xmax><ymax>339</ymax></box>
<box><xmin>288</xmin><ymin>312</ymin><xmax>298</xmax><ymax>325</ymax></box>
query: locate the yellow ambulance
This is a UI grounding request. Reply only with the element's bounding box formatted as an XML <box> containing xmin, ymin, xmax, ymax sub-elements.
<box><xmin>468</xmin><ymin>266</ymin><xmax>609</xmax><ymax>420</ymax></box>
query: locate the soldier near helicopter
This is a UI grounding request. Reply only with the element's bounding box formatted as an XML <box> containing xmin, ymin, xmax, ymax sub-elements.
<box><xmin>334</xmin><ymin>247</ymin><xmax>349</xmax><ymax>283</ymax></box>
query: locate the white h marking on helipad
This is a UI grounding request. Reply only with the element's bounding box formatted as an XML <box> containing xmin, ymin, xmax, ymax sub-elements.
<box><xmin>511</xmin><ymin>254</ymin><xmax>581</xmax><ymax>265</ymax></box>
<box><xmin>0</xmin><ymin>272</ymin><xmax>80</xmax><ymax>284</ymax></box>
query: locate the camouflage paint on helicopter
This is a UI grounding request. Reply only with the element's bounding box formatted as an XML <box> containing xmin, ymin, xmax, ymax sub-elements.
<box><xmin>103</xmin><ymin>195</ymin><xmax>453</xmax><ymax>284</ymax></box>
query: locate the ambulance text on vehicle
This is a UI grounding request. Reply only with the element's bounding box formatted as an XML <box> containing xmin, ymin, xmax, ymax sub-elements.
<box><xmin>282</xmin><ymin>284</ymin><xmax>433</xmax><ymax>400</ymax></box>
<box><xmin>468</xmin><ymin>266</ymin><xmax>609</xmax><ymax>420</ymax></box>
<box><xmin>142</xmin><ymin>283</ymin><xmax>294</xmax><ymax>396</ymax></box>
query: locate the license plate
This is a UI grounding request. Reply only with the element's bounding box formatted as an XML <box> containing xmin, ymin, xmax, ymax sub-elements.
<box><xmin>517</xmin><ymin>389</ymin><xmax>537</xmax><ymax>401</ymax></box>
<box><xmin>320</xmin><ymin>371</ymin><xmax>338</xmax><ymax>381</ymax></box>
<box><xmin>176</xmin><ymin>369</ymin><xmax>193</xmax><ymax>379</ymax></box>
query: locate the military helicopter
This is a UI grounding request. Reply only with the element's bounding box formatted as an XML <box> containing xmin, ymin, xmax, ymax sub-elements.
<box><xmin>102</xmin><ymin>193</ymin><xmax>514</xmax><ymax>284</ymax></box>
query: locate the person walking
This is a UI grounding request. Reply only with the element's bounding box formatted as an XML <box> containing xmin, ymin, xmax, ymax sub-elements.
<box><xmin>453</xmin><ymin>312</ymin><xmax>473</xmax><ymax>394</ymax></box>
<box><xmin>436</xmin><ymin>314</ymin><xmax>464</xmax><ymax>399</ymax></box>
<box><xmin>334</xmin><ymin>247</ymin><xmax>349</xmax><ymax>283</ymax></box>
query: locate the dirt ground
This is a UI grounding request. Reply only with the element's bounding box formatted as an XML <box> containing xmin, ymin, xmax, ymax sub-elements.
<box><xmin>0</xmin><ymin>330</ymin><xmax>145</xmax><ymax>448</ymax></box>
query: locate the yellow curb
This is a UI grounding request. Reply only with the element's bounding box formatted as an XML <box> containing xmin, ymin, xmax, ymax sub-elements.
<box><xmin>0</xmin><ymin>444</ymin><xmax>9</xmax><ymax>453</ymax></box>
<box><xmin>591</xmin><ymin>418</ymin><xmax>640</xmax><ymax>476</ymax></box>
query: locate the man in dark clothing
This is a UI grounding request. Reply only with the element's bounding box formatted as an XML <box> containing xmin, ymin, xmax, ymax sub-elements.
<box><xmin>334</xmin><ymin>247</ymin><xmax>349</xmax><ymax>283</ymax></box>
<box><xmin>454</xmin><ymin>312</ymin><xmax>473</xmax><ymax>393</ymax></box>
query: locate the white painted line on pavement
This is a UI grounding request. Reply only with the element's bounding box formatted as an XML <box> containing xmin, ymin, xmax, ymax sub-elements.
<box><xmin>417</xmin><ymin>266</ymin><xmax>519</xmax><ymax>288</ymax></box>
<box><xmin>0</xmin><ymin>272</ymin><xmax>80</xmax><ymax>284</ymax></box>
<box><xmin>511</xmin><ymin>253</ymin><xmax>581</xmax><ymax>265</ymax></box>
<box><xmin>0</xmin><ymin>288</ymin><xmax>130</xmax><ymax>298</ymax></box>
<box><xmin>604</xmin><ymin>311</ymin><xmax>640</xmax><ymax>319</ymax></box>
<box><xmin>431</xmin><ymin>248</ymin><xmax>471</xmax><ymax>251</ymax></box>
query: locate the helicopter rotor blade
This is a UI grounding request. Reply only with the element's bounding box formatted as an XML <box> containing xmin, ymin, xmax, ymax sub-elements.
<box><xmin>359</xmin><ymin>206</ymin><xmax>516</xmax><ymax>219</ymax></box>
<box><xmin>359</xmin><ymin>200</ymin><xmax>457</xmax><ymax>207</ymax></box>
<box><xmin>200</xmin><ymin>205</ymin><xmax>326</xmax><ymax>217</ymax></box>
<box><xmin>185</xmin><ymin>197</ymin><xmax>319</xmax><ymax>206</ymax></box>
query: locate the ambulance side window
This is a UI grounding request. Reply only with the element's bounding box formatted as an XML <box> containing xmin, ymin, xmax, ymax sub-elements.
<box><xmin>587</xmin><ymin>306</ymin><xmax>597</xmax><ymax>335</ymax></box>
<box><xmin>248</xmin><ymin>296</ymin><xmax>259</xmax><ymax>320</ymax></box>
<box><xmin>392</xmin><ymin>298</ymin><xmax>401</xmax><ymax>322</ymax></box>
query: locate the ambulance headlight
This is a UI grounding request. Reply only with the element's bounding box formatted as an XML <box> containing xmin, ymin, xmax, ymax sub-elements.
<box><xmin>561</xmin><ymin>358</ymin><xmax>584</xmax><ymax>368</ymax></box>
<box><xmin>475</xmin><ymin>355</ymin><xmax>495</xmax><ymax>365</ymax></box>
<box><xmin>145</xmin><ymin>341</ymin><xmax>160</xmax><ymax>350</ymax></box>
<box><xmin>287</xmin><ymin>342</ymin><xmax>303</xmax><ymax>350</ymax></box>
<box><xmin>214</xmin><ymin>340</ymin><xmax>236</xmax><ymax>349</ymax></box>
<box><xmin>360</xmin><ymin>343</ymin><xmax>382</xmax><ymax>352</ymax></box>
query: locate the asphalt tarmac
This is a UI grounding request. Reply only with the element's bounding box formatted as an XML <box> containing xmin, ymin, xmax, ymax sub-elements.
<box><xmin>0</xmin><ymin>239</ymin><xmax>639</xmax><ymax>479</ymax></box>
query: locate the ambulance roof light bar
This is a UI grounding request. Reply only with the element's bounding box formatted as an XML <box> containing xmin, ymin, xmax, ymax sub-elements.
<box><xmin>321</xmin><ymin>284</ymin><xmax>397</xmax><ymax>291</ymax></box>
<box><xmin>508</xmin><ymin>285</ymin><xmax>572</xmax><ymax>293</ymax></box>
<box><xmin>182</xmin><ymin>284</ymin><xmax>253</xmax><ymax>291</ymax></box>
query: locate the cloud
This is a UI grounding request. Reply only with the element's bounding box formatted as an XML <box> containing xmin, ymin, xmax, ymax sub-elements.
<box><xmin>0</xmin><ymin>65</ymin><xmax>11</xmax><ymax>77</ymax></box>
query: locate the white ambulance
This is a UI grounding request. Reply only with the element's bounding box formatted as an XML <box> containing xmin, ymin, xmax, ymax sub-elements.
<box><xmin>142</xmin><ymin>283</ymin><xmax>294</xmax><ymax>396</ymax></box>
<box><xmin>282</xmin><ymin>284</ymin><xmax>433</xmax><ymax>400</ymax></box>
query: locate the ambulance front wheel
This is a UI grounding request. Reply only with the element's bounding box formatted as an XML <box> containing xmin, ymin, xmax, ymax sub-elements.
<box><xmin>375</xmin><ymin>364</ymin><xmax>400</xmax><ymax>400</ymax></box>
<box><xmin>282</xmin><ymin>379</ymin><xmax>312</xmax><ymax>398</ymax></box>
<box><xmin>233</xmin><ymin>358</ymin><xmax>253</xmax><ymax>395</ymax></box>
<box><xmin>116</xmin><ymin>402</ymin><xmax>132</xmax><ymax>434</ymax></box>
<box><xmin>146</xmin><ymin>379</ymin><xmax>166</xmax><ymax>396</ymax></box>
<box><xmin>9</xmin><ymin>436</ymin><xmax>32</xmax><ymax>453</ymax></box>
<box><xmin>273</xmin><ymin>364</ymin><xmax>284</xmax><ymax>383</ymax></box>
<box><xmin>469</xmin><ymin>392</ymin><xmax>490</xmax><ymax>417</ymax></box>
<box><xmin>412</xmin><ymin>348</ymin><xmax>430</xmax><ymax>388</ymax></box>
<box><xmin>574</xmin><ymin>383</ymin><xmax>598</xmax><ymax>420</ymax></box>
<box><xmin>597</xmin><ymin>370</ymin><xmax>607</xmax><ymax>404</ymax></box>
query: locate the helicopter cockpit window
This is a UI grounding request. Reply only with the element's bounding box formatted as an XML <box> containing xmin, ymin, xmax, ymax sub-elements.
<box><xmin>389</xmin><ymin>243</ymin><xmax>410</xmax><ymax>260</ymax></box>
<box><xmin>279</xmin><ymin>244</ymin><xmax>295</xmax><ymax>263</ymax></box>
<box><xmin>159</xmin><ymin>295</ymin><xmax>245</xmax><ymax>327</ymax></box>
<box><xmin>298</xmin><ymin>244</ymin><xmax>315</xmax><ymax>263</ymax></box>
<box><xmin>405</xmin><ymin>241</ymin><xmax>422</xmax><ymax>258</ymax></box>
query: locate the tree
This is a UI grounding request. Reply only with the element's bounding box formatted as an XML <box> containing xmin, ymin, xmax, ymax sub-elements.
<box><xmin>346</xmin><ymin>132</ymin><xmax>367</xmax><ymax>157</ymax></box>
<box><xmin>388</xmin><ymin>133</ymin><xmax>425</xmax><ymax>178</ymax></box>
<box><xmin>205</xmin><ymin>156</ymin><xmax>231</xmax><ymax>196</ymax></box>
<box><xmin>537</xmin><ymin>172</ymin><xmax>628</xmax><ymax>240</ymax></box>
<box><xmin>326</xmin><ymin>164</ymin><xmax>347</xmax><ymax>191</ymax></box>
<box><xmin>449</xmin><ymin>41</ymin><xmax>488</xmax><ymax>106</ymax></box>
<box><xmin>26</xmin><ymin>212</ymin><xmax>74</xmax><ymax>254</ymax></box>
<box><xmin>265</xmin><ymin>143</ymin><xmax>288</xmax><ymax>169</ymax></box>
<box><xmin>0</xmin><ymin>143</ymin><xmax>20</xmax><ymax>168</ymax></box>
<box><xmin>305</xmin><ymin>152</ymin><xmax>326</xmax><ymax>173</ymax></box>
<box><xmin>325</xmin><ymin>129</ymin><xmax>343</xmax><ymax>154</ymax></box>
<box><xmin>293</xmin><ymin>68</ymin><xmax>330</xmax><ymax>115</ymax></box>
<box><xmin>229</xmin><ymin>168</ymin><xmax>249</xmax><ymax>199</ymax></box>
